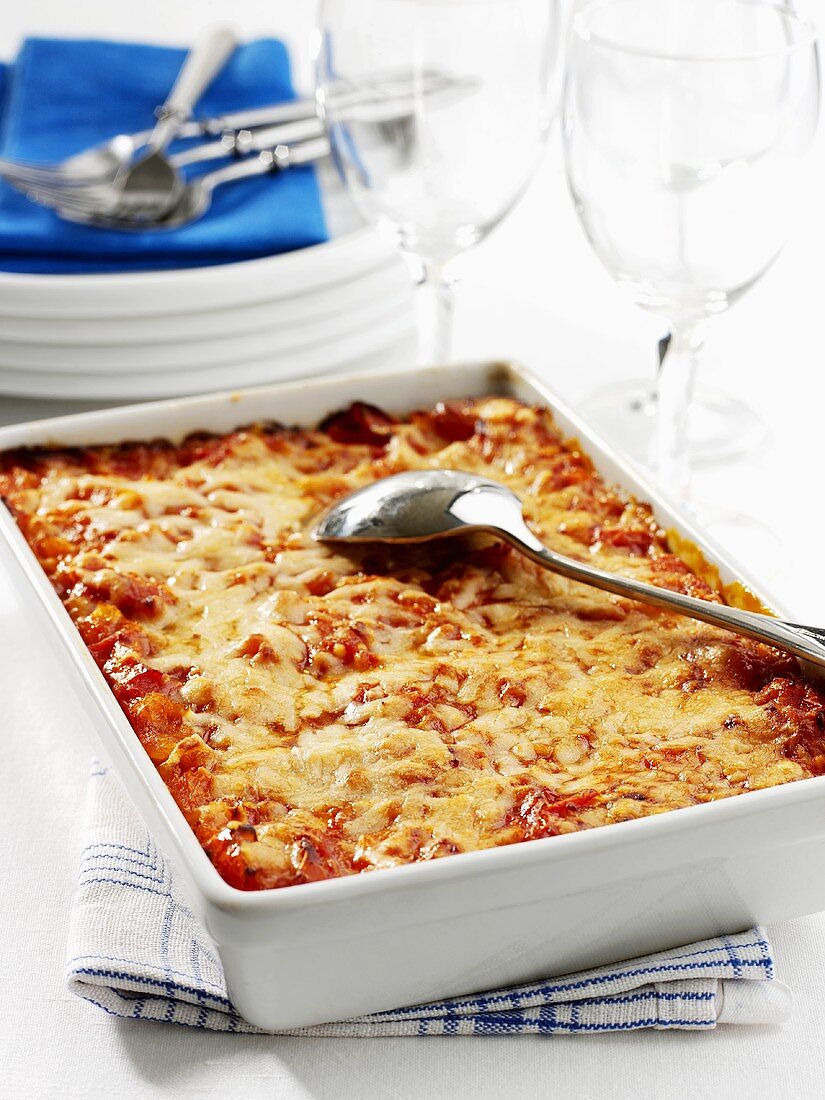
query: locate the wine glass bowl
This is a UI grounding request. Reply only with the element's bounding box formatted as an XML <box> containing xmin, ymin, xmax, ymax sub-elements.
<box><xmin>565</xmin><ymin>0</ymin><xmax>820</xmax><ymax>487</ymax></box>
<box><xmin>566</xmin><ymin>0</ymin><xmax>819</xmax><ymax>325</ymax></box>
<box><xmin>317</xmin><ymin>0</ymin><xmax>561</xmax><ymax>363</ymax></box>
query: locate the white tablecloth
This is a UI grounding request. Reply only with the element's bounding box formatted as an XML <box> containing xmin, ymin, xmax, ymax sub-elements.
<box><xmin>3</xmin><ymin>2</ymin><xmax>825</xmax><ymax>1097</ymax></box>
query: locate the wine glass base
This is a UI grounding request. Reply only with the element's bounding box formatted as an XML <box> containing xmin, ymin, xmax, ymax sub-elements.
<box><xmin>578</xmin><ymin>380</ymin><xmax>768</xmax><ymax>469</ymax></box>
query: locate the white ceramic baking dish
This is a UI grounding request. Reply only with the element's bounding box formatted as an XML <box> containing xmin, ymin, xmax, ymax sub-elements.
<box><xmin>2</xmin><ymin>360</ymin><xmax>825</xmax><ymax>1030</ymax></box>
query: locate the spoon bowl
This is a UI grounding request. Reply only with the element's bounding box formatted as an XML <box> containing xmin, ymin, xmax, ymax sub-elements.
<box><xmin>313</xmin><ymin>469</ymin><xmax>520</xmax><ymax>544</ymax></box>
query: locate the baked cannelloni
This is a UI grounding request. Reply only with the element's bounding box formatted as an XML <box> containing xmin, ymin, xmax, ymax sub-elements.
<box><xmin>3</xmin><ymin>397</ymin><xmax>823</xmax><ymax>890</ymax></box>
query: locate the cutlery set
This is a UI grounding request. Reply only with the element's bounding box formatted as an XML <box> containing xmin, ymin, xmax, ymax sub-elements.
<box><xmin>0</xmin><ymin>26</ymin><xmax>467</xmax><ymax>230</ymax></box>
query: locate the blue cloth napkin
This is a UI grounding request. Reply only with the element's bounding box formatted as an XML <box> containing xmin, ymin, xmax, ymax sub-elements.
<box><xmin>66</xmin><ymin>766</ymin><xmax>792</xmax><ymax>1035</ymax></box>
<box><xmin>0</xmin><ymin>37</ymin><xmax>328</xmax><ymax>274</ymax></box>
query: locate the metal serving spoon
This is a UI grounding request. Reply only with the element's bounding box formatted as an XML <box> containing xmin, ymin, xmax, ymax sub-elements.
<box><xmin>313</xmin><ymin>469</ymin><xmax>825</xmax><ymax>675</ymax></box>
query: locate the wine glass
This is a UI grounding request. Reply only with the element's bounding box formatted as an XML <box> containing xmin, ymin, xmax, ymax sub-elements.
<box><xmin>564</xmin><ymin>0</ymin><xmax>820</xmax><ymax>499</ymax></box>
<box><xmin>316</xmin><ymin>0</ymin><xmax>561</xmax><ymax>364</ymax></box>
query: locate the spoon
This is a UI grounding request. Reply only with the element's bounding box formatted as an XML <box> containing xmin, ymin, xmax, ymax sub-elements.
<box><xmin>312</xmin><ymin>469</ymin><xmax>825</xmax><ymax>676</ymax></box>
<box><xmin>50</xmin><ymin>136</ymin><xmax>331</xmax><ymax>231</ymax></box>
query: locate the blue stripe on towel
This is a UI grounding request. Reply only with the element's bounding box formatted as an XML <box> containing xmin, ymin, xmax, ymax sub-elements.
<box><xmin>65</xmin><ymin>766</ymin><xmax>780</xmax><ymax>1035</ymax></box>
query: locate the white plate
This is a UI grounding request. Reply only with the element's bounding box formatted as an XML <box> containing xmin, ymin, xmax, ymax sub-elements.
<box><xmin>0</xmin><ymin>287</ymin><xmax>414</xmax><ymax>372</ymax></box>
<box><xmin>0</xmin><ymin>314</ymin><xmax>417</xmax><ymax>399</ymax></box>
<box><xmin>0</xmin><ymin>164</ymin><xmax>390</xmax><ymax>320</ymax></box>
<box><xmin>0</xmin><ymin>225</ymin><xmax>398</xmax><ymax>319</ymax></box>
<box><xmin>0</xmin><ymin>259</ymin><xmax>411</xmax><ymax>346</ymax></box>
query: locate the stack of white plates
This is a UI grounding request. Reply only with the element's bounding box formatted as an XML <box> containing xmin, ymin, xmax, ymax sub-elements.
<box><xmin>0</xmin><ymin>174</ymin><xmax>416</xmax><ymax>401</ymax></box>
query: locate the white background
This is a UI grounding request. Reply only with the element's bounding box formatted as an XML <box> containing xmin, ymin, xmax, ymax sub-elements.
<box><xmin>3</xmin><ymin>2</ymin><xmax>825</xmax><ymax>1097</ymax></box>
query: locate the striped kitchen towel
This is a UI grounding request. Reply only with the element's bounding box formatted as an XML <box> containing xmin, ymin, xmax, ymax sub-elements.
<box><xmin>66</xmin><ymin>766</ymin><xmax>792</xmax><ymax>1035</ymax></box>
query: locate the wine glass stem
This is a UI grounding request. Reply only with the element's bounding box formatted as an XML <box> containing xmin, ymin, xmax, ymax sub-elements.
<box><xmin>652</xmin><ymin>321</ymin><xmax>705</xmax><ymax>501</ymax></box>
<box><xmin>417</xmin><ymin>260</ymin><xmax>455</xmax><ymax>365</ymax></box>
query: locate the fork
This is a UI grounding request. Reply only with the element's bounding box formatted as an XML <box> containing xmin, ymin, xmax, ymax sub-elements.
<box><xmin>16</xmin><ymin>116</ymin><xmax>327</xmax><ymax>213</ymax></box>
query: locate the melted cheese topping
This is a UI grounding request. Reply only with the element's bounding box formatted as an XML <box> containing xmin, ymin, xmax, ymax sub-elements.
<box><xmin>3</xmin><ymin>397</ymin><xmax>824</xmax><ymax>891</ymax></box>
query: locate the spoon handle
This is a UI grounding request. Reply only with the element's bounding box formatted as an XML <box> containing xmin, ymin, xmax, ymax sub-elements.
<box><xmin>149</xmin><ymin>26</ymin><xmax>239</xmax><ymax>151</ymax></box>
<box><xmin>197</xmin><ymin>135</ymin><xmax>331</xmax><ymax>194</ymax></box>
<box><xmin>500</xmin><ymin>522</ymin><xmax>825</xmax><ymax>671</ymax></box>
<box><xmin>171</xmin><ymin>117</ymin><xmax>324</xmax><ymax>168</ymax></box>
